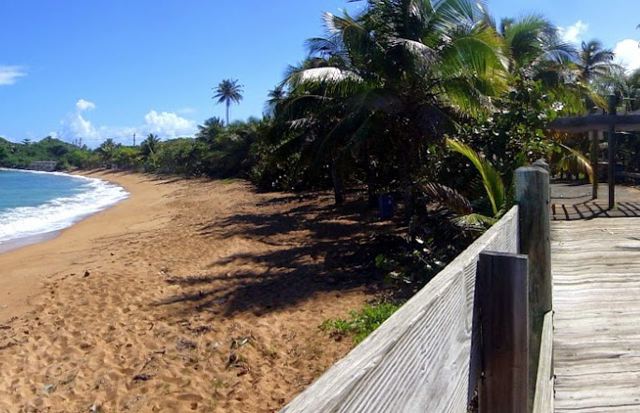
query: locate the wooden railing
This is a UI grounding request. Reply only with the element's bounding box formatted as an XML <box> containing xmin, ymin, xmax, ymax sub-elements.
<box><xmin>533</xmin><ymin>312</ymin><xmax>554</xmax><ymax>413</ymax></box>
<box><xmin>282</xmin><ymin>163</ymin><xmax>553</xmax><ymax>413</ymax></box>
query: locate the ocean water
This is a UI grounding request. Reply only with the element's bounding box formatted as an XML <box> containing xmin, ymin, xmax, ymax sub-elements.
<box><xmin>0</xmin><ymin>169</ymin><xmax>128</xmax><ymax>248</ymax></box>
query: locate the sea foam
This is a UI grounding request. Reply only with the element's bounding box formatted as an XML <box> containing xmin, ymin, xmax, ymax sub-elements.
<box><xmin>0</xmin><ymin>170</ymin><xmax>129</xmax><ymax>244</ymax></box>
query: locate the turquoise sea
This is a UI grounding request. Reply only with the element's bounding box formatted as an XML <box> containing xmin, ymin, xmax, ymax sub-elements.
<box><xmin>0</xmin><ymin>169</ymin><xmax>128</xmax><ymax>249</ymax></box>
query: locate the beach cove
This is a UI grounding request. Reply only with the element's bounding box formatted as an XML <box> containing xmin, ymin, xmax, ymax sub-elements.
<box><xmin>0</xmin><ymin>168</ymin><xmax>129</xmax><ymax>254</ymax></box>
<box><xmin>0</xmin><ymin>171</ymin><xmax>377</xmax><ymax>412</ymax></box>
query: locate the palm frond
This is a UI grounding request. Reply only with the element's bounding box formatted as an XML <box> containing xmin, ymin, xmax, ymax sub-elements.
<box><xmin>290</xmin><ymin>67</ymin><xmax>362</xmax><ymax>85</ymax></box>
<box><xmin>558</xmin><ymin>143</ymin><xmax>594</xmax><ymax>183</ymax></box>
<box><xmin>446</xmin><ymin>138</ymin><xmax>506</xmax><ymax>216</ymax></box>
<box><xmin>421</xmin><ymin>182</ymin><xmax>473</xmax><ymax>215</ymax></box>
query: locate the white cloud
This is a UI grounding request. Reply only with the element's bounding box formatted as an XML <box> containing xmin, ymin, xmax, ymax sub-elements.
<box><xmin>0</xmin><ymin>65</ymin><xmax>26</xmax><ymax>86</ymax></box>
<box><xmin>559</xmin><ymin>20</ymin><xmax>589</xmax><ymax>44</ymax></box>
<box><xmin>57</xmin><ymin>101</ymin><xmax>197</xmax><ymax>146</ymax></box>
<box><xmin>59</xmin><ymin>99</ymin><xmax>100</xmax><ymax>143</ymax></box>
<box><xmin>76</xmin><ymin>98</ymin><xmax>96</xmax><ymax>112</ymax></box>
<box><xmin>61</xmin><ymin>112</ymin><xmax>99</xmax><ymax>142</ymax></box>
<box><xmin>143</xmin><ymin>110</ymin><xmax>196</xmax><ymax>138</ymax></box>
<box><xmin>614</xmin><ymin>39</ymin><xmax>640</xmax><ymax>73</ymax></box>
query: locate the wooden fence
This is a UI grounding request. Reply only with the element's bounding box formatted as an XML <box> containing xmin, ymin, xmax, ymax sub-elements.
<box><xmin>281</xmin><ymin>164</ymin><xmax>553</xmax><ymax>413</ymax></box>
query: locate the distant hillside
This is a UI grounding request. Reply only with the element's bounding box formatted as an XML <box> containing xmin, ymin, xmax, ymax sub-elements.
<box><xmin>0</xmin><ymin>137</ymin><xmax>92</xmax><ymax>170</ymax></box>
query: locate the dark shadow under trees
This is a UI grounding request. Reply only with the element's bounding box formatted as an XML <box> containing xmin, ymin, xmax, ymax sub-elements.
<box><xmin>153</xmin><ymin>191</ymin><xmax>403</xmax><ymax>318</ymax></box>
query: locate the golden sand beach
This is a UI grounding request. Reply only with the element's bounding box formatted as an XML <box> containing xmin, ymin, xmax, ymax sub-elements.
<box><xmin>0</xmin><ymin>171</ymin><xmax>379</xmax><ymax>412</ymax></box>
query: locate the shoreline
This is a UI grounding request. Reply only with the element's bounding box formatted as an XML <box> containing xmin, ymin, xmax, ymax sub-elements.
<box><xmin>0</xmin><ymin>230</ymin><xmax>59</xmax><ymax>255</ymax></box>
<box><xmin>0</xmin><ymin>168</ymin><xmax>129</xmax><ymax>255</ymax></box>
<box><xmin>0</xmin><ymin>170</ymin><xmax>373</xmax><ymax>412</ymax></box>
<box><xmin>0</xmin><ymin>170</ymin><xmax>165</xmax><ymax>323</ymax></box>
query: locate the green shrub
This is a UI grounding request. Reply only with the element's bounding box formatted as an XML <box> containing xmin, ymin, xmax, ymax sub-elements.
<box><xmin>320</xmin><ymin>302</ymin><xmax>402</xmax><ymax>344</ymax></box>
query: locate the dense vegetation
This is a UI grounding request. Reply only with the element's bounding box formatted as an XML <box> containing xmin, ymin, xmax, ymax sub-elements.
<box><xmin>0</xmin><ymin>137</ymin><xmax>92</xmax><ymax>170</ymax></box>
<box><xmin>4</xmin><ymin>0</ymin><xmax>640</xmax><ymax>296</ymax></box>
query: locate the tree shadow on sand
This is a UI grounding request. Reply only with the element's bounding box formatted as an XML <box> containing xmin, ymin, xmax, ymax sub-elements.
<box><xmin>153</xmin><ymin>191</ymin><xmax>402</xmax><ymax>317</ymax></box>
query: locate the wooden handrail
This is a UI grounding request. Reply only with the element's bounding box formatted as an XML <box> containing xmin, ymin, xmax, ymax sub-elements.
<box><xmin>281</xmin><ymin>207</ymin><xmax>520</xmax><ymax>412</ymax></box>
<box><xmin>282</xmin><ymin>162</ymin><xmax>554</xmax><ymax>412</ymax></box>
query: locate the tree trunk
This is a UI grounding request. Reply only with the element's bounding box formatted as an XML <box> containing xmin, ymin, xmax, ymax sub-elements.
<box><xmin>364</xmin><ymin>145</ymin><xmax>377</xmax><ymax>207</ymax></box>
<box><xmin>226</xmin><ymin>101</ymin><xmax>230</xmax><ymax>126</ymax></box>
<box><xmin>331</xmin><ymin>155</ymin><xmax>345</xmax><ymax>206</ymax></box>
<box><xmin>401</xmin><ymin>136</ymin><xmax>417</xmax><ymax>220</ymax></box>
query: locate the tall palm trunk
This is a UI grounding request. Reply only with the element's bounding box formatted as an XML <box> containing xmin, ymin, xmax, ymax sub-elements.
<box><xmin>330</xmin><ymin>153</ymin><xmax>345</xmax><ymax>206</ymax></box>
<box><xmin>226</xmin><ymin>100</ymin><xmax>230</xmax><ymax>126</ymax></box>
<box><xmin>400</xmin><ymin>136</ymin><xmax>418</xmax><ymax>220</ymax></box>
<box><xmin>364</xmin><ymin>145</ymin><xmax>377</xmax><ymax>207</ymax></box>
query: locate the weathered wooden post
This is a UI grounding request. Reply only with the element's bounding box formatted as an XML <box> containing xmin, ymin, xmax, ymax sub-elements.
<box><xmin>590</xmin><ymin>130</ymin><xmax>598</xmax><ymax>199</ymax></box>
<box><xmin>515</xmin><ymin>162</ymin><xmax>551</xmax><ymax>408</ymax></box>
<box><xmin>607</xmin><ymin>94</ymin><xmax>617</xmax><ymax>210</ymax></box>
<box><xmin>478</xmin><ymin>251</ymin><xmax>530</xmax><ymax>413</ymax></box>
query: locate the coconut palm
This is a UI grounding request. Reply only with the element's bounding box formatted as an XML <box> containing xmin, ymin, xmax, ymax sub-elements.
<box><xmin>577</xmin><ymin>40</ymin><xmax>616</xmax><ymax>83</ymax></box>
<box><xmin>213</xmin><ymin>79</ymin><xmax>243</xmax><ymax>125</ymax></box>
<box><xmin>493</xmin><ymin>15</ymin><xmax>594</xmax><ymax>115</ymax></box>
<box><xmin>265</xmin><ymin>85</ymin><xmax>287</xmax><ymax>117</ymax></box>
<box><xmin>196</xmin><ymin>117</ymin><xmax>225</xmax><ymax>145</ymax></box>
<box><xmin>499</xmin><ymin>15</ymin><xmax>576</xmax><ymax>75</ymax></box>
<box><xmin>277</xmin><ymin>0</ymin><xmax>508</xmax><ymax>209</ymax></box>
<box><xmin>593</xmin><ymin>66</ymin><xmax>640</xmax><ymax>112</ymax></box>
<box><xmin>97</xmin><ymin>138</ymin><xmax>119</xmax><ymax>168</ymax></box>
<box><xmin>140</xmin><ymin>133</ymin><xmax>160</xmax><ymax>156</ymax></box>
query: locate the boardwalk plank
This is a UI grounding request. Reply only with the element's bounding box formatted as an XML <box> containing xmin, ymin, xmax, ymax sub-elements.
<box><xmin>553</xmin><ymin>217</ymin><xmax>640</xmax><ymax>412</ymax></box>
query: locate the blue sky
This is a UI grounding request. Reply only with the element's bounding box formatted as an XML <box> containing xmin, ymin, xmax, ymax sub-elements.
<box><xmin>1</xmin><ymin>1</ymin><xmax>639</xmax><ymax>146</ymax></box>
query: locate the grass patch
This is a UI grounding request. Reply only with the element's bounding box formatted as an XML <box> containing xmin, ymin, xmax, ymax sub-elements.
<box><xmin>320</xmin><ymin>302</ymin><xmax>402</xmax><ymax>344</ymax></box>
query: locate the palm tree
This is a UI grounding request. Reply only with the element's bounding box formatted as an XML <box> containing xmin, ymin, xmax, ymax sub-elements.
<box><xmin>492</xmin><ymin>15</ymin><xmax>595</xmax><ymax>116</ymax></box>
<box><xmin>498</xmin><ymin>15</ymin><xmax>579</xmax><ymax>97</ymax></box>
<box><xmin>97</xmin><ymin>138</ymin><xmax>119</xmax><ymax>168</ymax></box>
<box><xmin>265</xmin><ymin>85</ymin><xmax>286</xmax><ymax>117</ymax></box>
<box><xmin>139</xmin><ymin>133</ymin><xmax>161</xmax><ymax>171</ymax></box>
<box><xmin>577</xmin><ymin>40</ymin><xmax>615</xmax><ymax>84</ymax></box>
<box><xmin>277</xmin><ymin>0</ymin><xmax>508</xmax><ymax>210</ymax></box>
<box><xmin>196</xmin><ymin>117</ymin><xmax>225</xmax><ymax>145</ymax></box>
<box><xmin>213</xmin><ymin>79</ymin><xmax>243</xmax><ymax>125</ymax></box>
<box><xmin>499</xmin><ymin>15</ymin><xmax>576</xmax><ymax>75</ymax></box>
<box><xmin>140</xmin><ymin>133</ymin><xmax>160</xmax><ymax>157</ymax></box>
<box><xmin>592</xmin><ymin>66</ymin><xmax>640</xmax><ymax>112</ymax></box>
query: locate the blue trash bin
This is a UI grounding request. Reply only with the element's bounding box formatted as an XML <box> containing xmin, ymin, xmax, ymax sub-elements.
<box><xmin>378</xmin><ymin>193</ymin><xmax>394</xmax><ymax>219</ymax></box>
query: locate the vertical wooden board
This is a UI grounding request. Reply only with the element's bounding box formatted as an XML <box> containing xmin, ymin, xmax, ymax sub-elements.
<box><xmin>516</xmin><ymin>166</ymin><xmax>551</xmax><ymax>399</ymax></box>
<box><xmin>478</xmin><ymin>252</ymin><xmax>529</xmax><ymax>413</ymax></box>
<box><xmin>465</xmin><ymin>207</ymin><xmax>519</xmax><ymax>401</ymax></box>
<box><xmin>590</xmin><ymin>130</ymin><xmax>598</xmax><ymax>200</ymax></box>
<box><xmin>607</xmin><ymin>95</ymin><xmax>617</xmax><ymax>209</ymax></box>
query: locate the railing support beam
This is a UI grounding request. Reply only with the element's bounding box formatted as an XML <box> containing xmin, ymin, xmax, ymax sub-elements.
<box><xmin>516</xmin><ymin>163</ymin><xmax>552</xmax><ymax>409</ymax></box>
<box><xmin>590</xmin><ymin>130</ymin><xmax>598</xmax><ymax>200</ymax></box>
<box><xmin>608</xmin><ymin>95</ymin><xmax>617</xmax><ymax>209</ymax></box>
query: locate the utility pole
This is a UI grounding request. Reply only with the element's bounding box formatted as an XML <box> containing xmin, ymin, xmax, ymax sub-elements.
<box><xmin>133</xmin><ymin>133</ymin><xmax>136</xmax><ymax>146</ymax></box>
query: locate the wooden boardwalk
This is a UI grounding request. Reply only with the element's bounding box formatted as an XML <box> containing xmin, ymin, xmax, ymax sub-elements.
<box><xmin>553</xmin><ymin>217</ymin><xmax>640</xmax><ymax>412</ymax></box>
<box><xmin>551</xmin><ymin>183</ymin><xmax>640</xmax><ymax>221</ymax></box>
<box><xmin>552</xmin><ymin>200</ymin><xmax>640</xmax><ymax>220</ymax></box>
